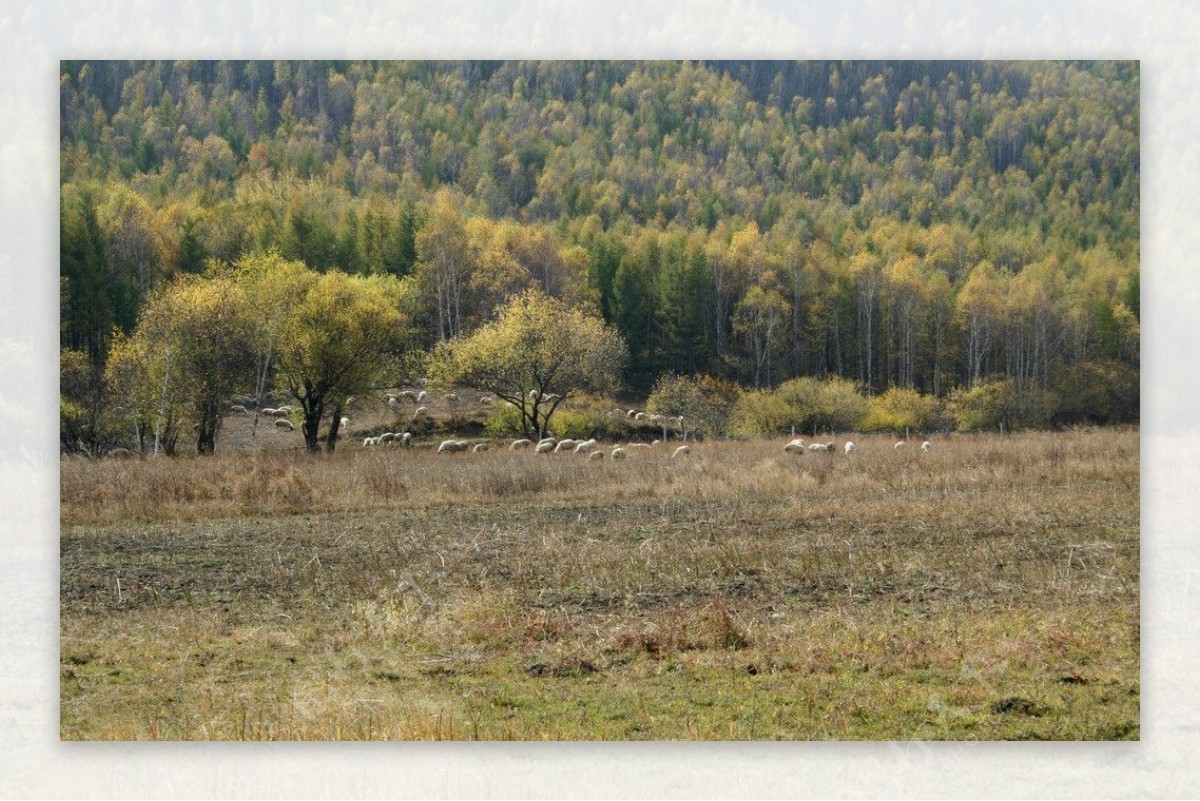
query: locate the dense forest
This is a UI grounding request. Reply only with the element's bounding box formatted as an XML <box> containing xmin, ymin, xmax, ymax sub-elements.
<box><xmin>59</xmin><ymin>60</ymin><xmax>1139</xmax><ymax>452</ymax></box>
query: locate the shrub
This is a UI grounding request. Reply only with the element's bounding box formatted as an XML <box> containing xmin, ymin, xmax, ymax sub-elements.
<box><xmin>731</xmin><ymin>376</ymin><xmax>867</xmax><ymax>437</ymax></box>
<box><xmin>1051</xmin><ymin>360</ymin><xmax>1139</xmax><ymax>425</ymax></box>
<box><xmin>947</xmin><ymin>377</ymin><xmax>1057</xmax><ymax>432</ymax></box>
<box><xmin>861</xmin><ymin>387</ymin><xmax>943</xmax><ymax>434</ymax></box>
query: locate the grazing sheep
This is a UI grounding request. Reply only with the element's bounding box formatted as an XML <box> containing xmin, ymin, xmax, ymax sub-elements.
<box><xmin>387</xmin><ymin>396</ymin><xmax>400</xmax><ymax>408</ymax></box>
<box><xmin>276</xmin><ymin>405</ymin><xmax>294</xmax><ymax>414</ymax></box>
<box><xmin>844</xmin><ymin>441</ymin><xmax>857</xmax><ymax>455</ymax></box>
<box><xmin>399</xmin><ymin>390</ymin><xmax>418</xmax><ymax>401</ymax></box>
<box><xmin>414</xmin><ymin>406</ymin><xmax>428</xmax><ymax>417</ymax></box>
<box><xmin>363</xmin><ymin>436</ymin><xmax>376</xmax><ymax>447</ymax></box>
<box><xmin>784</xmin><ymin>439</ymin><xmax>806</xmax><ymax>454</ymax></box>
<box><xmin>651</xmin><ymin>439</ymin><xmax>660</xmax><ymax>447</ymax></box>
<box><xmin>510</xmin><ymin>438</ymin><xmax>534</xmax><ymax>450</ymax></box>
<box><xmin>340</xmin><ymin>416</ymin><xmax>350</xmax><ymax>429</ymax></box>
<box><xmin>626</xmin><ymin>409</ymin><xmax>639</xmax><ymax>419</ymax></box>
<box><xmin>535</xmin><ymin>440</ymin><xmax>555</xmax><ymax>454</ymax></box>
<box><xmin>895</xmin><ymin>441</ymin><xmax>907</xmax><ymax>449</ymax></box>
<box><xmin>445</xmin><ymin>392</ymin><xmax>458</xmax><ymax>402</ymax></box>
<box><xmin>537</xmin><ymin>437</ymin><xmax>557</xmax><ymax>448</ymax></box>
<box><xmin>530</xmin><ymin>389</ymin><xmax>542</xmax><ymax>401</ymax></box>
<box><xmin>573</xmin><ymin>438</ymin><xmax>598</xmax><ymax>455</ymax></box>
<box><xmin>554</xmin><ymin>438</ymin><xmax>579</xmax><ymax>452</ymax></box>
<box><xmin>588</xmin><ymin>450</ymin><xmax>605</xmax><ymax>461</ymax></box>
<box><xmin>630</xmin><ymin>443</ymin><xmax>651</xmax><ymax>449</ymax></box>
<box><xmin>480</xmin><ymin>396</ymin><xmax>494</xmax><ymax>406</ymax></box>
<box><xmin>230</xmin><ymin>404</ymin><xmax>247</xmax><ymax>414</ymax></box>
<box><xmin>416</xmin><ymin>391</ymin><xmax>427</xmax><ymax>402</ymax></box>
<box><xmin>649</xmin><ymin>414</ymin><xmax>665</xmax><ymax>424</ymax></box>
<box><xmin>920</xmin><ymin>441</ymin><xmax>932</xmax><ymax>452</ymax></box>
<box><xmin>274</xmin><ymin>418</ymin><xmax>295</xmax><ymax>431</ymax></box>
<box><xmin>808</xmin><ymin>443</ymin><xmax>829</xmax><ymax>452</ymax></box>
<box><xmin>611</xmin><ymin>447</ymin><xmax>628</xmax><ymax>460</ymax></box>
<box><xmin>260</xmin><ymin>407</ymin><xmax>277</xmax><ymax>416</ymax></box>
<box><xmin>472</xmin><ymin>443</ymin><xmax>489</xmax><ymax>453</ymax></box>
<box><xmin>437</xmin><ymin>439</ymin><xmax>469</xmax><ymax>454</ymax></box>
<box><xmin>634</xmin><ymin>412</ymin><xmax>649</xmax><ymax>421</ymax></box>
<box><xmin>672</xmin><ymin>445</ymin><xmax>690</xmax><ymax>459</ymax></box>
<box><xmin>667</xmin><ymin>416</ymin><xmax>683</xmax><ymax>426</ymax></box>
<box><xmin>399</xmin><ymin>432</ymin><xmax>413</xmax><ymax>448</ymax></box>
<box><xmin>380</xmin><ymin>432</ymin><xmax>396</xmax><ymax>444</ymax></box>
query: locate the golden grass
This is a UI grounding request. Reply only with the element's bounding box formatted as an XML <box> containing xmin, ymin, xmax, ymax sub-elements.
<box><xmin>61</xmin><ymin>428</ymin><xmax>1138</xmax><ymax>740</ymax></box>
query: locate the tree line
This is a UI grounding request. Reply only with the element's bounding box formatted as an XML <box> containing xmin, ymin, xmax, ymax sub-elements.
<box><xmin>59</xmin><ymin>59</ymin><xmax>1139</xmax><ymax>454</ymax></box>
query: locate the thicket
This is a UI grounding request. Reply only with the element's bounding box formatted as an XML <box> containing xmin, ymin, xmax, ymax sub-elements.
<box><xmin>59</xmin><ymin>60</ymin><xmax>1139</xmax><ymax>452</ymax></box>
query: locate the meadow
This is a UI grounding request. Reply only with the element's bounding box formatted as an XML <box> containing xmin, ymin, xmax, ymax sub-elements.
<box><xmin>59</xmin><ymin>428</ymin><xmax>1139</xmax><ymax>740</ymax></box>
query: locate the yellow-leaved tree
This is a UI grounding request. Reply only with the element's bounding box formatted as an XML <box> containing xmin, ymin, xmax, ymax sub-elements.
<box><xmin>272</xmin><ymin>268</ymin><xmax>414</xmax><ymax>452</ymax></box>
<box><xmin>434</xmin><ymin>290</ymin><xmax>628</xmax><ymax>439</ymax></box>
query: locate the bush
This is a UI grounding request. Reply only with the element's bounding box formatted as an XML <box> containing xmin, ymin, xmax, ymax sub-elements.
<box><xmin>730</xmin><ymin>376</ymin><xmax>867</xmax><ymax>437</ymax></box>
<box><xmin>861</xmin><ymin>387</ymin><xmax>943</xmax><ymax>434</ymax></box>
<box><xmin>947</xmin><ymin>377</ymin><xmax>1057</xmax><ymax>432</ymax></box>
<box><xmin>1051</xmin><ymin>360</ymin><xmax>1139</xmax><ymax>425</ymax></box>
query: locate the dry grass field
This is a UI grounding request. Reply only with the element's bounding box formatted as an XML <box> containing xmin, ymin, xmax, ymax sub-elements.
<box><xmin>60</xmin><ymin>428</ymin><xmax>1139</xmax><ymax>740</ymax></box>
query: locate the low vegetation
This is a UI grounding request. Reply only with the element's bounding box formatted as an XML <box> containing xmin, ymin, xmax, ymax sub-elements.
<box><xmin>61</xmin><ymin>427</ymin><xmax>1138</xmax><ymax>740</ymax></box>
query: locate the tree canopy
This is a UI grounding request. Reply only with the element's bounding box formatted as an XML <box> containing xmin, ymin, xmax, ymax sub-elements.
<box><xmin>434</xmin><ymin>289</ymin><xmax>628</xmax><ymax>438</ymax></box>
<box><xmin>59</xmin><ymin>60</ymin><xmax>1140</xmax><ymax>448</ymax></box>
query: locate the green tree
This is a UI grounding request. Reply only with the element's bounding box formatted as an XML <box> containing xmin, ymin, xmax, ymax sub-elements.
<box><xmin>434</xmin><ymin>289</ymin><xmax>628</xmax><ymax>438</ymax></box>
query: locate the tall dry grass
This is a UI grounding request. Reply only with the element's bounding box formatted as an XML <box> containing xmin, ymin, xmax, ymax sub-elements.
<box><xmin>60</xmin><ymin>428</ymin><xmax>1139</xmax><ymax>740</ymax></box>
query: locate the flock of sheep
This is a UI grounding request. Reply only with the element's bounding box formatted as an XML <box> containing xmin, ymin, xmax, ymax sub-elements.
<box><xmin>783</xmin><ymin>437</ymin><xmax>932</xmax><ymax>455</ymax></box>
<box><xmin>225</xmin><ymin>389</ymin><xmax>934</xmax><ymax>460</ymax></box>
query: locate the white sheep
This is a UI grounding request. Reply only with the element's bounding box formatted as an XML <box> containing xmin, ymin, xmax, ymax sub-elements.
<box><xmin>510</xmin><ymin>438</ymin><xmax>534</xmax><ymax>450</ymax></box>
<box><xmin>480</xmin><ymin>396</ymin><xmax>494</xmax><ymax>405</ymax></box>
<box><xmin>230</xmin><ymin>404</ymin><xmax>247</xmax><ymax>414</ymax></box>
<box><xmin>399</xmin><ymin>390</ymin><xmax>418</xmax><ymax>401</ymax></box>
<box><xmin>535</xmin><ymin>440</ymin><xmax>555</xmax><ymax>454</ymax></box>
<box><xmin>416</xmin><ymin>391</ymin><xmax>427</xmax><ymax>402</ymax></box>
<box><xmin>588</xmin><ymin>450</ymin><xmax>605</xmax><ymax>461</ymax></box>
<box><xmin>529</xmin><ymin>389</ymin><xmax>542</xmax><ymax>401</ymax></box>
<box><xmin>260</xmin><ymin>407</ymin><xmax>278</xmax><ymax>416</ymax></box>
<box><xmin>651</xmin><ymin>439</ymin><xmax>660</xmax><ymax>447</ymax></box>
<box><xmin>380</xmin><ymin>432</ymin><xmax>396</xmax><ymax>444</ymax></box>
<box><xmin>672</xmin><ymin>445</ymin><xmax>691</xmax><ymax>459</ymax></box>
<box><xmin>844</xmin><ymin>441</ymin><xmax>857</xmax><ymax>455</ymax></box>
<box><xmin>554</xmin><ymin>438</ymin><xmax>579</xmax><ymax>452</ymax></box>
<box><xmin>445</xmin><ymin>392</ymin><xmax>458</xmax><ymax>402</ymax></box>
<box><xmin>630</xmin><ymin>443</ymin><xmax>651</xmax><ymax>449</ymax></box>
<box><xmin>611</xmin><ymin>447</ymin><xmax>628</xmax><ymax>460</ymax></box>
<box><xmin>808</xmin><ymin>443</ymin><xmax>829</xmax><ymax>452</ymax></box>
<box><xmin>413</xmin><ymin>406</ymin><xmax>428</xmax><ymax>417</ymax></box>
<box><xmin>649</xmin><ymin>414</ymin><xmax>665</xmax><ymax>424</ymax></box>
<box><xmin>784</xmin><ymin>438</ymin><xmax>806</xmax><ymax>454</ymax></box>
<box><xmin>276</xmin><ymin>405</ymin><xmax>294</xmax><ymax>414</ymax></box>
<box><xmin>472</xmin><ymin>443</ymin><xmax>489</xmax><ymax>453</ymax></box>
<box><xmin>340</xmin><ymin>416</ymin><xmax>350</xmax><ymax>429</ymax></box>
<box><xmin>573</xmin><ymin>438</ymin><xmax>598</xmax><ymax>455</ymax></box>
<box><xmin>387</xmin><ymin>396</ymin><xmax>400</xmax><ymax>408</ymax></box>
<box><xmin>399</xmin><ymin>432</ymin><xmax>413</xmax><ymax>448</ymax></box>
<box><xmin>895</xmin><ymin>441</ymin><xmax>908</xmax><ymax>449</ymax></box>
<box><xmin>920</xmin><ymin>441</ymin><xmax>932</xmax><ymax>452</ymax></box>
<box><xmin>626</xmin><ymin>409</ymin><xmax>639</xmax><ymax>419</ymax></box>
<box><xmin>437</xmin><ymin>439</ymin><xmax>469</xmax><ymax>454</ymax></box>
<box><xmin>363</xmin><ymin>436</ymin><xmax>376</xmax><ymax>447</ymax></box>
<box><xmin>537</xmin><ymin>436</ymin><xmax>557</xmax><ymax>448</ymax></box>
<box><xmin>634</xmin><ymin>412</ymin><xmax>649</xmax><ymax>422</ymax></box>
<box><xmin>274</xmin><ymin>418</ymin><xmax>295</xmax><ymax>431</ymax></box>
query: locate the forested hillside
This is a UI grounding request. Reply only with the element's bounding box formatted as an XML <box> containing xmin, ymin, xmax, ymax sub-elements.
<box><xmin>59</xmin><ymin>60</ymin><xmax>1139</xmax><ymax>451</ymax></box>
